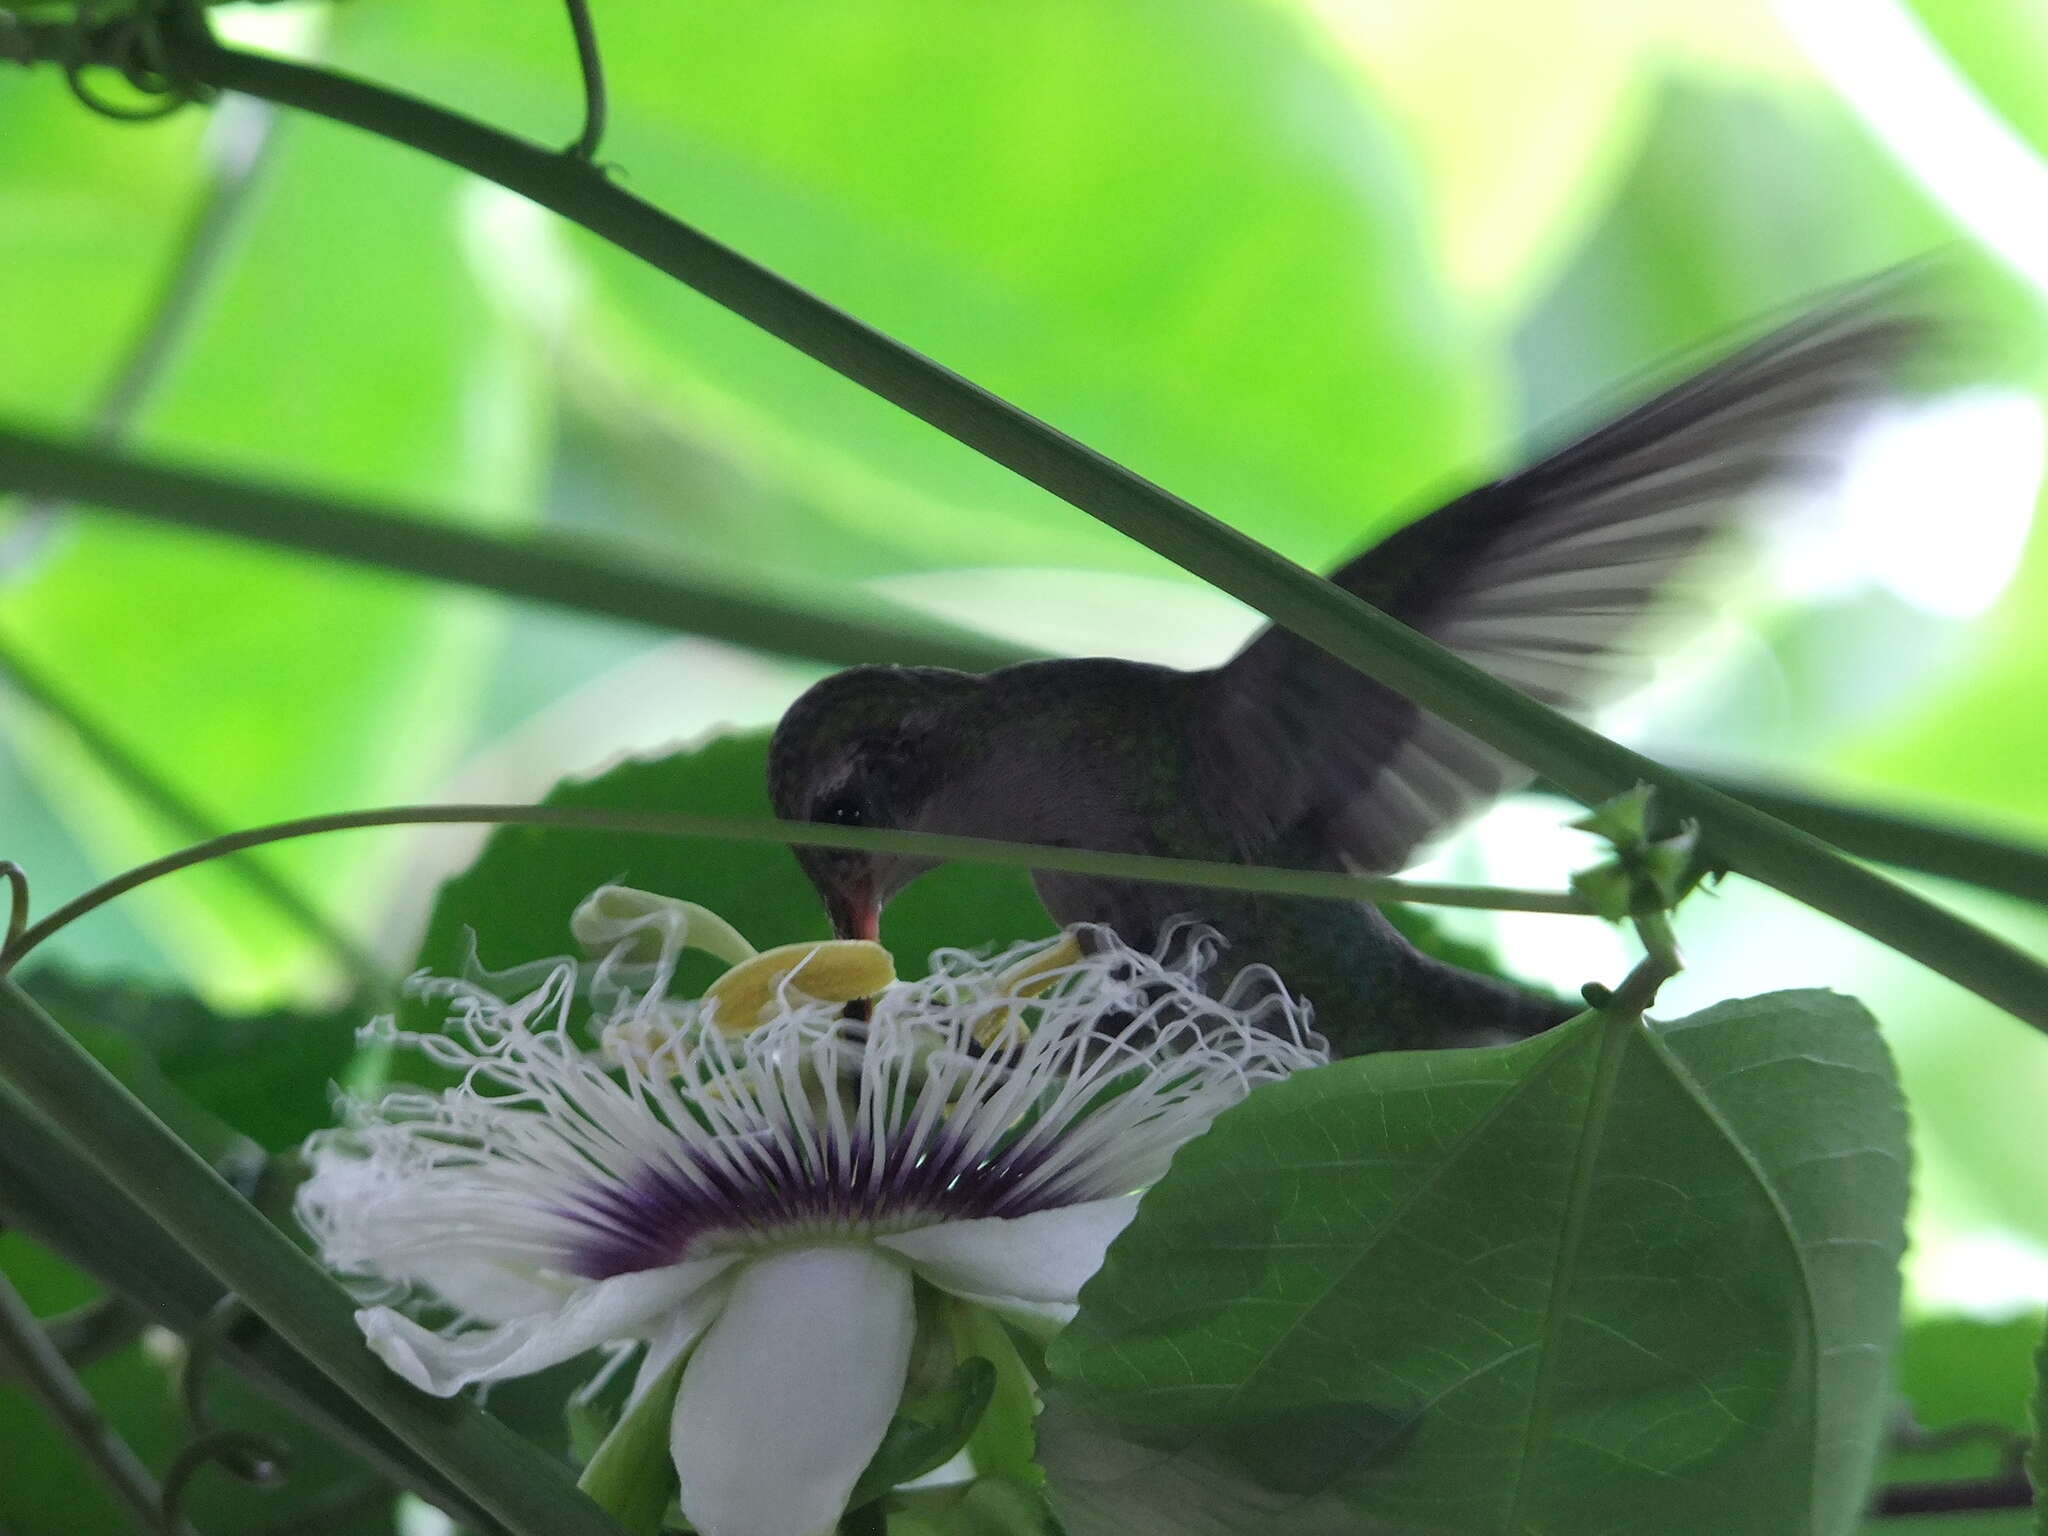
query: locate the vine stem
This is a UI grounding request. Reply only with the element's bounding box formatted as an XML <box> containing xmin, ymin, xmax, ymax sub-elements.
<box><xmin>118</xmin><ymin>16</ymin><xmax>2048</xmax><ymax>1034</ymax></box>
<box><xmin>0</xmin><ymin>978</ymin><xmax>628</xmax><ymax>1536</ymax></box>
<box><xmin>0</xmin><ymin>1074</ymin><xmax>495</xmax><ymax>1526</ymax></box>
<box><xmin>1</xmin><ymin>79</ymin><xmax>273</xmax><ymax>580</ymax></box>
<box><xmin>559</xmin><ymin>0</ymin><xmax>606</xmax><ymax>161</ymax></box>
<box><xmin>0</xmin><ymin>628</ymin><xmax>387</xmax><ymax>997</ymax></box>
<box><xmin>2</xmin><ymin>860</ymin><xmax>26</xmax><ymax>949</ymax></box>
<box><xmin>0</xmin><ymin>74</ymin><xmax>390</xmax><ymax>999</ymax></box>
<box><xmin>0</xmin><ymin>1264</ymin><xmax>196</xmax><ymax>1536</ymax></box>
<box><xmin>1870</xmin><ymin>1472</ymin><xmax>2034</xmax><ymax>1516</ymax></box>
<box><xmin>1609</xmin><ymin>910</ymin><xmax>1682</xmax><ymax>1017</ymax></box>
<box><xmin>0</xmin><ymin>424</ymin><xmax>1028</xmax><ymax>674</ymax></box>
<box><xmin>0</xmin><ymin>802</ymin><xmax>1593</xmax><ymax>972</ymax></box>
<box><xmin>1547</xmin><ymin>775</ymin><xmax>2048</xmax><ymax>910</ymax></box>
<box><xmin>2</xmin><ymin>425</ymin><xmax>2046</xmax><ymax>912</ymax></box>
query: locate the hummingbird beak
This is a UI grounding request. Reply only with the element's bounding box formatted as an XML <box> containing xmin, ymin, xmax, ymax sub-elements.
<box><xmin>826</xmin><ymin>883</ymin><xmax>881</xmax><ymax>943</ymax></box>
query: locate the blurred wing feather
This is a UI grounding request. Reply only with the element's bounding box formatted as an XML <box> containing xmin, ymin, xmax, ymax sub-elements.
<box><xmin>1202</xmin><ymin>286</ymin><xmax>1934</xmax><ymax>872</ymax></box>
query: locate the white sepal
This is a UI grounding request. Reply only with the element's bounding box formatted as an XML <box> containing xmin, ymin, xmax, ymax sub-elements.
<box><xmin>878</xmin><ymin>1195</ymin><xmax>1142</xmax><ymax>1304</ymax></box>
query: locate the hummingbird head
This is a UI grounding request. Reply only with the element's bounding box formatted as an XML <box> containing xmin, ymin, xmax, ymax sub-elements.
<box><xmin>768</xmin><ymin>665</ymin><xmax>982</xmax><ymax>940</ymax></box>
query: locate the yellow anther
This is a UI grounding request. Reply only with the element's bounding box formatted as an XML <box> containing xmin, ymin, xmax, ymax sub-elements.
<box><xmin>703</xmin><ymin>940</ymin><xmax>896</xmax><ymax>1037</ymax></box>
<box><xmin>996</xmin><ymin>931</ymin><xmax>1085</xmax><ymax>997</ymax></box>
<box><xmin>974</xmin><ymin>931</ymin><xmax>1085</xmax><ymax>1048</ymax></box>
<box><xmin>973</xmin><ymin>1008</ymin><xmax>1027</xmax><ymax>1050</ymax></box>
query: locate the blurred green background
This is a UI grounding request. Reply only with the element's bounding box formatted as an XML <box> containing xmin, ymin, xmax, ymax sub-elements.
<box><xmin>3</xmin><ymin>0</ymin><xmax>2047</xmax><ymax>1529</ymax></box>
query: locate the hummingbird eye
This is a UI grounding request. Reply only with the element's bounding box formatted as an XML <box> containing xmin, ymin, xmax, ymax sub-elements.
<box><xmin>816</xmin><ymin>792</ymin><xmax>866</xmax><ymax>828</ymax></box>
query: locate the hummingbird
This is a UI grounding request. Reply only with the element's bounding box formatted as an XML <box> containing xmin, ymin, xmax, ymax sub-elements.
<box><xmin>767</xmin><ymin>290</ymin><xmax>1929</xmax><ymax>1056</ymax></box>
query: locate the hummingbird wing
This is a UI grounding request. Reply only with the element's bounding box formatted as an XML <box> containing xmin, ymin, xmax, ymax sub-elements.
<box><xmin>1202</xmin><ymin>286</ymin><xmax>1935</xmax><ymax>872</ymax></box>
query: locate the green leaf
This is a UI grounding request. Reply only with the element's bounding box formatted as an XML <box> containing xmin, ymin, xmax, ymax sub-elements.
<box><xmin>577</xmin><ymin>1350</ymin><xmax>685</xmax><ymax>1536</ymax></box>
<box><xmin>2034</xmin><ymin>1316</ymin><xmax>2046</xmax><ymax>1536</ymax></box>
<box><xmin>0</xmin><ymin>74</ymin><xmax>205</xmax><ymax>430</ymax></box>
<box><xmin>850</xmin><ymin>1356</ymin><xmax>997</xmax><ymax>1510</ymax></box>
<box><xmin>21</xmin><ymin>991</ymin><xmax>244</xmax><ymax>1171</ymax></box>
<box><xmin>1570</xmin><ymin>783</ymin><xmax>1656</xmax><ymax>849</ymax></box>
<box><xmin>891</xmin><ymin>1475</ymin><xmax>1062</xmax><ymax>1536</ymax></box>
<box><xmin>0</xmin><ymin>1078</ymin><xmax>492</xmax><ymax>1529</ymax></box>
<box><xmin>20</xmin><ymin>966</ymin><xmax>359</xmax><ymax>1151</ymax></box>
<box><xmin>5</xmin><ymin>9</ymin><xmax>546</xmax><ymax>1002</ymax></box>
<box><xmin>1570</xmin><ymin>860</ymin><xmax>1637</xmax><ymax>923</ymax></box>
<box><xmin>949</xmin><ymin>1304</ymin><xmax>1044</xmax><ymax>1487</ymax></box>
<box><xmin>406</xmin><ymin>730</ymin><xmax>1055</xmax><ymax>1026</ymax></box>
<box><xmin>1519</xmin><ymin>74</ymin><xmax>1952</xmax><ymax>415</ymax></box>
<box><xmin>404</xmin><ymin>729</ymin><xmax>1524</xmax><ymax>1028</ymax></box>
<box><xmin>1852</xmin><ymin>1314</ymin><xmax>2039</xmax><ymax>1536</ymax></box>
<box><xmin>1042</xmin><ymin>990</ymin><xmax>1910</xmax><ymax>1535</ymax></box>
<box><xmin>1897</xmin><ymin>1314</ymin><xmax>2042</xmax><ymax>1445</ymax></box>
<box><xmin>0</xmin><ymin>973</ymin><xmax>460</xmax><ymax>1532</ymax></box>
<box><xmin>1304</xmin><ymin>1</ymin><xmax>1656</xmax><ymax>313</ymax></box>
<box><xmin>0</xmin><ymin>977</ymin><xmax>627</xmax><ymax>1536</ymax></box>
<box><xmin>334</xmin><ymin>0</ymin><xmax>1498</xmax><ymax>579</ymax></box>
<box><xmin>0</xmin><ymin>1286</ymin><xmax>396</xmax><ymax>1536</ymax></box>
<box><xmin>1906</xmin><ymin>0</ymin><xmax>2048</xmax><ymax>162</ymax></box>
<box><xmin>0</xmin><ymin>1154</ymin><xmax>395</xmax><ymax>1536</ymax></box>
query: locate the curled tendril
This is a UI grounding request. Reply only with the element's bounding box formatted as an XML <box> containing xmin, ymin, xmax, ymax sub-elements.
<box><xmin>166</xmin><ymin>1294</ymin><xmax>292</xmax><ymax>1526</ymax></box>
<box><xmin>0</xmin><ymin>862</ymin><xmax>26</xmax><ymax>952</ymax></box>
<box><xmin>179</xmin><ymin>1294</ymin><xmax>261</xmax><ymax>1432</ymax></box>
<box><xmin>161</xmin><ymin>1430</ymin><xmax>288</xmax><ymax>1529</ymax></box>
<box><xmin>57</xmin><ymin>1</ymin><xmax>211</xmax><ymax>122</ymax></box>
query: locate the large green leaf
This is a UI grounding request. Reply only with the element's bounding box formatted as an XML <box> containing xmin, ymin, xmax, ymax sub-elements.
<box><xmin>1838</xmin><ymin>495</ymin><xmax>2048</xmax><ymax>841</ymax></box>
<box><xmin>1906</xmin><ymin>0</ymin><xmax>2048</xmax><ymax>162</ymax></box>
<box><xmin>1517</xmin><ymin>73</ymin><xmax>1953</xmax><ymax>419</ymax></box>
<box><xmin>21</xmin><ymin>966</ymin><xmax>360</xmax><ymax>1152</ymax></box>
<box><xmin>1645</xmin><ymin>871</ymin><xmax>2048</xmax><ymax>1281</ymax></box>
<box><xmin>0</xmin><ymin>75</ymin><xmax>204</xmax><ymax>430</ymax></box>
<box><xmin>341</xmin><ymin>0</ymin><xmax>1498</xmax><ymax>580</ymax></box>
<box><xmin>405</xmin><ymin>728</ymin><xmax>1522</xmax><ymax>1026</ymax></box>
<box><xmin>4</xmin><ymin>9</ymin><xmax>546</xmax><ymax>1003</ymax></box>
<box><xmin>406</xmin><ymin>730</ymin><xmax>1053</xmax><ymax>1023</ymax></box>
<box><xmin>1895</xmin><ymin>1315</ymin><xmax>2043</xmax><ymax>1447</ymax></box>
<box><xmin>1521</xmin><ymin>81</ymin><xmax>2048</xmax><ymax>1278</ymax></box>
<box><xmin>0</xmin><ymin>74</ymin><xmax>204</xmax><ymax>988</ymax></box>
<box><xmin>891</xmin><ymin>1475</ymin><xmax>1062</xmax><ymax>1536</ymax></box>
<box><xmin>0</xmin><ymin>974</ymin><xmax>396</xmax><ymax>1536</ymax></box>
<box><xmin>1041</xmin><ymin>990</ymin><xmax>1910</xmax><ymax>1535</ymax></box>
<box><xmin>1302</xmin><ymin>1</ymin><xmax>1655</xmax><ymax>314</ymax></box>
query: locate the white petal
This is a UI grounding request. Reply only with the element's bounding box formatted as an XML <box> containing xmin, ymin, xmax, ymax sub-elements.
<box><xmin>876</xmin><ymin>1195</ymin><xmax>1141</xmax><ymax>1304</ymax></box>
<box><xmin>407</xmin><ymin>1251</ymin><xmax>567</xmax><ymax>1322</ymax></box>
<box><xmin>672</xmin><ymin>1246</ymin><xmax>914</xmax><ymax>1536</ymax></box>
<box><xmin>361</xmin><ymin>1257</ymin><xmax>736</xmax><ymax>1396</ymax></box>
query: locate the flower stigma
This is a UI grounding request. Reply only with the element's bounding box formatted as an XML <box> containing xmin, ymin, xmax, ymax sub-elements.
<box><xmin>299</xmin><ymin>886</ymin><xmax>1325</xmax><ymax>1536</ymax></box>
